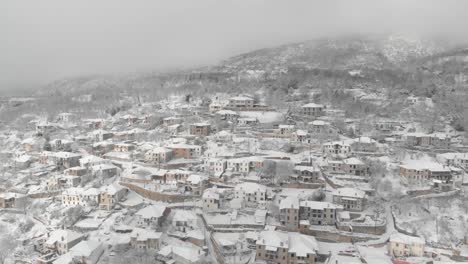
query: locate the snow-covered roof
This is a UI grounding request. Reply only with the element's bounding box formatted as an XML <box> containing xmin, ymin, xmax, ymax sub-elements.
<box><xmin>187</xmin><ymin>229</ymin><xmax>204</xmax><ymax>240</ymax></box>
<box><xmin>309</xmin><ymin>120</ymin><xmax>329</xmax><ymax>126</ymax></box>
<box><xmin>130</xmin><ymin>227</ymin><xmax>162</xmax><ymax>241</ymax></box>
<box><xmin>83</xmin><ymin>188</ymin><xmax>99</xmax><ymax>196</ymax></box>
<box><xmin>257</xmin><ymin>230</ymin><xmax>289</xmax><ymax>249</ymax></box>
<box><xmin>300</xmin><ymin>201</ymin><xmax>341</xmax><ymax>210</ymax></box>
<box><xmin>256</xmin><ymin>230</ymin><xmax>319</xmax><ymax>256</ymax></box>
<box><xmin>66</xmin><ymin>166</ymin><xmax>87</xmax><ymax>171</ymax></box>
<box><xmin>69</xmin><ymin>240</ymin><xmax>102</xmax><ymax>257</ymax></box>
<box><xmin>400</xmin><ymin>159</ymin><xmax>449</xmax><ymax>171</ymax></box>
<box><xmin>216</xmin><ymin>110</ymin><xmax>237</xmax><ymax>115</ymax></box>
<box><xmin>294</xmin><ymin>165</ymin><xmax>320</xmax><ymax>172</ymax></box>
<box><xmin>343</xmin><ymin>157</ymin><xmax>365</xmax><ymax>166</ymax></box>
<box><xmin>245</xmin><ymin>231</ymin><xmax>259</xmax><ymax>241</ymax></box>
<box><xmin>62</xmin><ymin>187</ymin><xmax>84</xmax><ymax>196</ymax></box>
<box><xmin>79</xmin><ymin>155</ymin><xmax>107</xmax><ymax>165</ymax></box>
<box><xmin>163</xmin><ymin>116</ymin><xmax>182</xmax><ymax>120</ymax></box>
<box><xmin>186</xmin><ymin>174</ymin><xmax>206</xmax><ymax>185</ymax></box>
<box><xmin>91</xmin><ymin>163</ymin><xmax>117</xmax><ymax>171</ymax></box>
<box><xmin>389</xmin><ymin>233</ymin><xmax>425</xmax><ymax>245</ymax></box>
<box><xmin>332</xmin><ymin>187</ymin><xmax>366</xmax><ymax>199</ymax></box>
<box><xmin>229</xmin><ymin>96</ymin><xmax>253</xmax><ymax>101</ymax></box>
<box><xmin>279</xmin><ymin>196</ymin><xmax>299</xmax><ymax>210</ymax></box>
<box><xmin>52</xmin><ymin>253</ymin><xmax>73</xmax><ymax>264</ymax></box>
<box><xmin>167</xmin><ymin>143</ymin><xmax>200</xmax><ymax>149</ymax></box>
<box><xmin>136</xmin><ymin>204</ymin><xmax>167</xmax><ymax>219</ymax></box>
<box><xmin>234</xmin><ymin>182</ymin><xmax>267</xmax><ymax>194</ymax></box>
<box><xmin>202</xmin><ymin>189</ymin><xmax>220</xmax><ymax>200</ymax></box>
<box><xmin>0</xmin><ymin>192</ymin><xmax>26</xmax><ymax>199</ymax></box>
<box><xmin>100</xmin><ymin>183</ymin><xmax>125</xmax><ymax>195</ymax></box>
<box><xmin>173</xmin><ymin>210</ymin><xmax>197</xmax><ymax>222</ymax></box>
<box><xmin>14</xmin><ymin>155</ymin><xmax>32</xmax><ymax>163</ymax></box>
<box><xmin>46</xmin><ymin>229</ymin><xmax>83</xmax><ymax>245</ymax></box>
<box><xmin>323</xmin><ymin>141</ymin><xmax>351</xmax><ymax>147</ymax></box>
<box><xmin>158</xmin><ymin>245</ymin><xmax>204</xmax><ymax>261</ymax></box>
<box><xmin>21</xmin><ymin>137</ymin><xmax>45</xmax><ymax>145</ymax></box>
<box><xmin>288</xmin><ymin>233</ymin><xmax>319</xmax><ymax>257</ymax></box>
<box><xmin>191</xmin><ymin>122</ymin><xmax>210</xmax><ymax>127</ymax></box>
<box><xmin>147</xmin><ymin>147</ymin><xmax>172</xmax><ymax>154</ymax></box>
<box><xmin>295</xmin><ymin>129</ymin><xmax>308</xmax><ymax>136</ymax></box>
<box><xmin>352</xmin><ymin>136</ymin><xmax>376</xmax><ymax>144</ymax></box>
<box><xmin>51</xmin><ymin>151</ymin><xmax>82</xmax><ymax>159</ymax></box>
<box><xmin>302</xmin><ymin>103</ymin><xmax>323</xmax><ymax>108</ymax></box>
<box><xmin>103</xmin><ymin>151</ymin><xmax>132</xmax><ymax>160</ymax></box>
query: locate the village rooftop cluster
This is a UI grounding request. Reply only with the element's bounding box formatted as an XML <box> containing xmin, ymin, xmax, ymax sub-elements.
<box><xmin>0</xmin><ymin>91</ymin><xmax>467</xmax><ymax>264</ymax></box>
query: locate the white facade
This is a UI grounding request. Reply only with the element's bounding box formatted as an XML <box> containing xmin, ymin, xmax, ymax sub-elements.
<box><xmin>234</xmin><ymin>182</ymin><xmax>267</xmax><ymax>206</ymax></box>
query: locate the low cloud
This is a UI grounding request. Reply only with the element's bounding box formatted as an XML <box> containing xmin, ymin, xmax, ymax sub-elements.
<box><xmin>1</xmin><ymin>0</ymin><xmax>467</xmax><ymax>90</ymax></box>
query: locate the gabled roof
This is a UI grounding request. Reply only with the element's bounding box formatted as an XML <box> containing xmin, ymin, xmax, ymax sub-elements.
<box><xmin>186</xmin><ymin>174</ymin><xmax>206</xmax><ymax>185</ymax></box>
<box><xmin>257</xmin><ymin>230</ymin><xmax>289</xmax><ymax>249</ymax></box>
<box><xmin>343</xmin><ymin>157</ymin><xmax>365</xmax><ymax>166</ymax></box>
<box><xmin>100</xmin><ymin>183</ymin><xmax>125</xmax><ymax>195</ymax></box>
<box><xmin>130</xmin><ymin>227</ymin><xmax>162</xmax><ymax>240</ymax></box>
<box><xmin>173</xmin><ymin>210</ymin><xmax>197</xmax><ymax>222</ymax></box>
<box><xmin>400</xmin><ymin>159</ymin><xmax>449</xmax><ymax>171</ymax></box>
<box><xmin>389</xmin><ymin>233</ymin><xmax>425</xmax><ymax>245</ymax></box>
<box><xmin>309</xmin><ymin>120</ymin><xmax>329</xmax><ymax>126</ymax></box>
<box><xmin>158</xmin><ymin>245</ymin><xmax>204</xmax><ymax>261</ymax></box>
<box><xmin>230</xmin><ymin>96</ymin><xmax>253</xmax><ymax>101</ymax></box>
<box><xmin>279</xmin><ymin>196</ymin><xmax>299</xmax><ymax>210</ymax></box>
<box><xmin>299</xmin><ymin>201</ymin><xmax>341</xmax><ymax>210</ymax></box>
<box><xmin>294</xmin><ymin>165</ymin><xmax>320</xmax><ymax>172</ymax></box>
<box><xmin>302</xmin><ymin>103</ymin><xmax>323</xmax><ymax>108</ymax></box>
<box><xmin>202</xmin><ymin>189</ymin><xmax>220</xmax><ymax>200</ymax></box>
<box><xmin>136</xmin><ymin>204</ymin><xmax>167</xmax><ymax>219</ymax></box>
<box><xmin>147</xmin><ymin>147</ymin><xmax>172</xmax><ymax>154</ymax></box>
<box><xmin>234</xmin><ymin>182</ymin><xmax>267</xmax><ymax>193</ymax></box>
<box><xmin>257</xmin><ymin>231</ymin><xmax>319</xmax><ymax>256</ymax></box>
<box><xmin>46</xmin><ymin>229</ymin><xmax>83</xmax><ymax>245</ymax></box>
<box><xmin>69</xmin><ymin>240</ymin><xmax>102</xmax><ymax>256</ymax></box>
<box><xmin>62</xmin><ymin>187</ymin><xmax>84</xmax><ymax>196</ymax></box>
<box><xmin>332</xmin><ymin>187</ymin><xmax>366</xmax><ymax>199</ymax></box>
<box><xmin>323</xmin><ymin>141</ymin><xmax>351</xmax><ymax>147</ymax></box>
<box><xmin>91</xmin><ymin>163</ymin><xmax>117</xmax><ymax>171</ymax></box>
<box><xmin>288</xmin><ymin>233</ymin><xmax>319</xmax><ymax>257</ymax></box>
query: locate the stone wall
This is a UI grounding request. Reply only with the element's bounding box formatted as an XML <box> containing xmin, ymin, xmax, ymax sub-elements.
<box><xmin>29</xmin><ymin>191</ymin><xmax>62</xmax><ymax>199</ymax></box>
<box><xmin>296</xmin><ymin>224</ymin><xmax>379</xmax><ymax>243</ymax></box>
<box><xmin>119</xmin><ymin>182</ymin><xmax>198</xmax><ymax>203</ymax></box>
<box><xmin>286</xmin><ymin>182</ymin><xmax>325</xmax><ymax>189</ymax></box>
<box><xmin>336</xmin><ymin>221</ymin><xmax>386</xmax><ymax>235</ymax></box>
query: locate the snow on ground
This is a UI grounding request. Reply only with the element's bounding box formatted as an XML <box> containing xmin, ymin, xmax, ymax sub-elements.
<box><xmin>318</xmin><ymin>241</ymin><xmax>364</xmax><ymax>264</ymax></box>
<box><xmin>357</xmin><ymin>245</ymin><xmax>393</xmax><ymax>264</ymax></box>
<box><xmin>394</xmin><ymin>195</ymin><xmax>468</xmax><ymax>244</ymax></box>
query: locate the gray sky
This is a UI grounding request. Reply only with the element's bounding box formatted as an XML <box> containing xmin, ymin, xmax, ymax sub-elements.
<box><xmin>1</xmin><ymin>0</ymin><xmax>468</xmax><ymax>91</ymax></box>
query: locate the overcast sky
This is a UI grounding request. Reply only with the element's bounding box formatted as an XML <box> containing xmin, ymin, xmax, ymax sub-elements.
<box><xmin>1</xmin><ymin>0</ymin><xmax>468</xmax><ymax>91</ymax></box>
